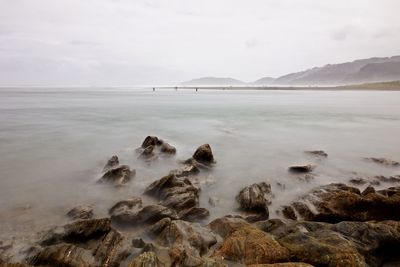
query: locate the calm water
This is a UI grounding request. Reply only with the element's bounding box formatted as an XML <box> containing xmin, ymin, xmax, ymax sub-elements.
<box><xmin>1</xmin><ymin>88</ymin><xmax>400</xmax><ymax>241</ymax></box>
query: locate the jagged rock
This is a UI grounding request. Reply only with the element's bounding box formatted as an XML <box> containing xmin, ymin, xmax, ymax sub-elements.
<box><xmin>375</xmin><ymin>175</ymin><xmax>400</xmax><ymax>183</ymax></box>
<box><xmin>145</xmin><ymin>174</ymin><xmax>199</xmax><ymax>211</ymax></box>
<box><xmin>103</xmin><ymin>155</ymin><xmax>119</xmax><ymax>172</ymax></box>
<box><xmin>248</xmin><ymin>263</ymin><xmax>314</xmax><ymax>267</ymax></box>
<box><xmin>132</xmin><ymin>238</ymin><xmax>146</xmax><ymax>248</ymax></box>
<box><xmin>236</xmin><ymin>182</ymin><xmax>271</xmax><ymax>216</ymax></box>
<box><xmin>213</xmin><ymin>226</ymin><xmax>290</xmax><ymax>265</ymax></box>
<box><xmin>208</xmin><ymin>216</ymin><xmax>251</xmax><ymax>238</ymax></box>
<box><xmin>138</xmin><ymin>145</ymin><xmax>156</xmax><ymax>160</ymax></box>
<box><xmin>179</xmin><ymin>207</ymin><xmax>209</xmax><ymax>221</ymax></box>
<box><xmin>281</xmin><ymin>183</ymin><xmax>400</xmax><ymax>222</ymax></box>
<box><xmin>160</xmin><ymin>142</ymin><xmax>176</xmax><ymax>155</ymax></box>
<box><xmin>128</xmin><ymin>251</ymin><xmax>164</xmax><ymax>267</ymax></box>
<box><xmin>98</xmin><ymin>165</ymin><xmax>135</xmax><ymax>186</ymax></box>
<box><xmin>141</xmin><ymin>136</ymin><xmax>163</xmax><ymax>148</ymax></box>
<box><xmin>281</xmin><ymin>205</ymin><xmax>296</xmax><ymax>220</ymax></box>
<box><xmin>192</xmin><ymin>144</ymin><xmax>215</xmax><ymax>165</ymax></box>
<box><xmin>109</xmin><ymin>198</ymin><xmax>178</xmax><ymax>224</ymax></box>
<box><xmin>305</xmin><ymin>150</ymin><xmax>328</xmax><ymax>157</ymax></box>
<box><xmin>170</xmin><ymin>165</ymin><xmax>200</xmax><ymax>178</ymax></box>
<box><xmin>364</xmin><ymin>157</ymin><xmax>400</xmax><ymax>167</ymax></box>
<box><xmin>66</xmin><ymin>205</ymin><xmax>93</xmax><ymax>220</ymax></box>
<box><xmin>151</xmin><ymin>219</ymin><xmax>217</xmax><ymax>266</ymax></box>
<box><xmin>288</xmin><ymin>164</ymin><xmax>315</xmax><ymax>173</ymax></box>
<box><xmin>31</xmin><ymin>218</ymin><xmax>129</xmax><ymax>267</ymax></box>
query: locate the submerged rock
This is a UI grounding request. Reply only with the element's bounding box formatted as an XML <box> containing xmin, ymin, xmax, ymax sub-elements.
<box><xmin>288</xmin><ymin>164</ymin><xmax>315</xmax><ymax>173</ymax></box>
<box><xmin>66</xmin><ymin>205</ymin><xmax>93</xmax><ymax>220</ymax></box>
<box><xmin>160</xmin><ymin>142</ymin><xmax>176</xmax><ymax>155</ymax></box>
<box><xmin>192</xmin><ymin>144</ymin><xmax>215</xmax><ymax>165</ymax></box>
<box><xmin>364</xmin><ymin>157</ymin><xmax>400</xmax><ymax>167</ymax></box>
<box><xmin>102</xmin><ymin>155</ymin><xmax>119</xmax><ymax>172</ymax></box>
<box><xmin>282</xmin><ymin>183</ymin><xmax>400</xmax><ymax>222</ymax></box>
<box><xmin>98</xmin><ymin>165</ymin><xmax>135</xmax><ymax>186</ymax></box>
<box><xmin>305</xmin><ymin>150</ymin><xmax>328</xmax><ymax>157</ymax></box>
<box><xmin>213</xmin><ymin>226</ymin><xmax>290</xmax><ymax>265</ymax></box>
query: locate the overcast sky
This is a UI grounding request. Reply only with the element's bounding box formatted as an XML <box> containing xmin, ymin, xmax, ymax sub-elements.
<box><xmin>0</xmin><ymin>0</ymin><xmax>399</xmax><ymax>86</ymax></box>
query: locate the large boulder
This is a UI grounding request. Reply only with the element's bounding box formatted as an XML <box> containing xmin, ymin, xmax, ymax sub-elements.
<box><xmin>236</xmin><ymin>182</ymin><xmax>272</xmax><ymax>212</ymax></box>
<box><xmin>208</xmin><ymin>216</ymin><xmax>251</xmax><ymax>238</ymax></box>
<box><xmin>192</xmin><ymin>144</ymin><xmax>215</xmax><ymax>165</ymax></box>
<box><xmin>109</xmin><ymin>197</ymin><xmax>178</xmax><ymax>225</ymax></box>
<box><xmin>281</xmin><ymin>184</ymin><xmax>400</xmax><ymax>222</ymax></box>
<box><xmin>30</xmin><ymin>218</ymin><xmax>129</xmax><ymax>267</ymax></box>
<box><xmin>213</xmin><ymin>226</ymin><xmax>290</xmax><ymax>265</ymax></box>
<box><xmin>137</xmin><ymin>136</ymin><xmax>176</xmax><ymax>160</ymax></box>
<box><xmin>98</xmin><ymin>165</ymin><xmax>135</xmax><ymax>186</ymax></box>
<box><xmin>150</xmin><ymin>219</ymin><xmax>218</xmax><ymax>267</ymax></box>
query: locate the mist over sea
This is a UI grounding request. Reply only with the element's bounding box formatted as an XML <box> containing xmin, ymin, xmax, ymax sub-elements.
<box><xmin>1</xmin><ymin>87</ymin><xmax>400</xmax><ymax>240</ymax></box>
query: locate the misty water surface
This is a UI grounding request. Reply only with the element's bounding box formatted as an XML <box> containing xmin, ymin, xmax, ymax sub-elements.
<box><xmin>1</xmin><ymin>88</ymin><xmax>400</xmax><ymax>241</ymax></box>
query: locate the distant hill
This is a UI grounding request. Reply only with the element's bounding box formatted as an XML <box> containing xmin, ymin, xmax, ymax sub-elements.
<box><xmin>253</xmin><ymin>77</ymin><xmax>275</xmax><ymax>85</ymax></box>
<box><xmin>339</xmin><ymin>80</ymin><xmax>400</xmax><ymax>90</ymax></box>
<box><xmin>273</xmin><ymin>56</ymin><xmax>400</xmax><ymax>85</ymax></box>
<box><xmin>181</xmin><ymin>77</ymin><xmax>246</xmax><ymax>86</ymax></box>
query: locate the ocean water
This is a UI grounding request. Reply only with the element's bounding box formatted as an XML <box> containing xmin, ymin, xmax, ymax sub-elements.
<box><xmin>1</xmin><ymin>87</ymin><xmax>400</xmax><ymax>241</ymax></box>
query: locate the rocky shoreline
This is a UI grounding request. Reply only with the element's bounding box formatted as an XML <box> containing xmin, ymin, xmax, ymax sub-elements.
<box><xmin>1</xmin><ymin>136</ymin><xmax>400</xmax><ymax>267</ymax></box>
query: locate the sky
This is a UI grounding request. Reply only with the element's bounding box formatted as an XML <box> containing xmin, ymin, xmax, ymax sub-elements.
<box><xmin>0</xmin><ymin>0</ymin><xmax>399</xmax><ymax>86</ymax></box>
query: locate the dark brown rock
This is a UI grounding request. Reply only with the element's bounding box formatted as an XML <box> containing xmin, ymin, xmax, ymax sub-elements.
<box><xmin>141</xmin><ymin>136</ymin><xmax>163</xmax><ymax>148</ymax></box>
<box><xmin>178</xmin><ymin>207</ymin><xmax>209</xmax><ymax>222</ymax></box>
<box><xmin>128</xmin><ymin>251</ymin><xmax>164</xmax><ymax>267</ymax></box>
<box><xmin>208</xmin><ymin>216</ymin><xmax>250</xmax><ymax>238</ymax></box>
<box><xmin>192</xmin><ymin>144</ymin><xmax>215</xmax><ymax>165</ymax></box>
<box><xmin>364</xmin><ymin>157</ymin><xmax>400</xmax><ymax>167</ymax></box>
<box><xmin>236</xmin><ymin>182</ymin><xmax>271</xmax><ymax>214</ymax></box>
<box><xmin>98</xmin><ymin>165</ymin><xmax>134</xmax><ymax>186</ymax></box>
<box><xmin>288</xmin><ymin>164</ymin><xmax>315</xmax><ymax>173</ymax></box>
<box><xmin>160</xmin><ymin>142</ymin><xmax>176</xmax><ymax>155</ymax></box>
<box><xmin>103</xmin><ymin>155</ymin><xmax>119</xmax><ymax>172</ymax></box>
<box><xmin>305</xmin><ymin>150</ymin><xmax>328</xmax><ymax>157</ymax></box>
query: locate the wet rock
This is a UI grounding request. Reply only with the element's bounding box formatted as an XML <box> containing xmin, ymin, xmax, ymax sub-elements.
<box><xmin>208</xmin><ymin>197</ymin><xmax>220</xmax><ymax>207</ymax></box>
<box><xmin>103</xmin><ymin>155</ymin><xmax>119</xmax><ymax>172</ymax></box>
<box><xmin>288</xmin><ymin>164</ymin><xmax>315</xmax><ymax>173</ymax></box>
<box><xmin>213</xmin><ymin>226</ymin><xmax>290</xmax><ymax>265</ymax></box>
<box><xmin>145</xmin><ymin>174</ymin><xmax>199</xmax><ymax>211</ymax></box>
<box><xmin>138</xmin><ymin>145</ymin><xmax>156</xmax><ymax>160</ymax></box>
<box><xmin>375</xmin><ymin>175</ymin><xmax>400</xmax><ymax>183</ymax></box>
<box><xmin>192</xmin><ymin>144</ymin><xmax>215</xmax><ymax>165</ymax></box>
<box><xmin>236</xmin><ymin>182</ymin><xmax>272</xmax><ymax>213</ymax></box>
<box><xmin>305</xmin><ymin>150</ymin><xmax>328</xmax><ymax>157</ymax></box>
<box><xmin>132</xmin><ymin>238</ymin><xmax>146</xmax><ymax>248</ymax></box>
<box><xmin>179</xmin><ymin>207</ymin><xmax>209</xmax><ymax>222</ymax></box>
<box><xmin>364</xmin><ymin>157</ymin><xmax>400</xmax><ymax>167</ymax></box>
<box><xmin>170</xmin><ymin>164</ymin><xmax>200</xmax><ymax>178</ymax></box>
<box><xmin>98</xmin><ymin>165</ymin><xmax>135</xmax><ymax>186</ymax></box>
<box><xmin>248</xmin><ymin>264</ymin><xmax>314</xmax><ymax>267</ymax></box>
<box><xmin>66</xmin><ymin>205</ymin><xmax>93</xmax><ymax>220</ymax></box>
<box><xmin>109</xmin><ymin>198</ymin><xmax>178</xmax><ymax>225</ymax></box>
<box><xmin>31</xmin><ymin>218</ymin><xmax>129</xmax><ymax>267</ymax></box>
<box><xmin>361</xmin><ymin>186</ymin><xmax>376</xmax><ymax>196</ymax></box>
<box><xmin>281</xmin><ymin>205</ymin><xmax>297</xmax><ymax>220</ymax></box>
<box><xmin>282</xmin><ymin>183</ymin><xmax>400</xmax><ymax>222</ymax></box>
<box><xmin>208</xmin><ymin>216</ymin><xmax>251</xmax><ymax>238</ymax></box>
<box><xmin>182</xmin><ymin>158</ymin><xmax>212</xmax><ymax>171</ymax></box>
<box><xmin>142</xmin><ymin>136</ymin><xmax>163</xmax><ymax>148</ymax></box>
<box><xmin>349</xmin><ymin>177</ymin><xmax>368</xmax><ymax>185</ymax></box>
<box><xmin>128</xmin><ymin>251</ymin><xmax>164</xmax><ymax>267</ymax></box>
<box><xmin>151</xmin><ymin>219</ymin><xmax>217</xmax><ymax>266</ymax></box>
<box><xmin>160</xmin><ymin>142</ymin><xmax>176</xmax><ymax>155</ymax></box>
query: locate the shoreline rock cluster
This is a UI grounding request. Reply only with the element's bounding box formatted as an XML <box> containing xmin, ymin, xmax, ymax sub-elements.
<box><xmin>1</xmin><ymin>137</ymin><xmax>400</xmax><ymax>267</ymax></box>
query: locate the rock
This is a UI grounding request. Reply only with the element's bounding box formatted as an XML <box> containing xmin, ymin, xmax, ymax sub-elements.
<box><xmin>364</xmin><ymin>157</ymin><xmax>400</xmax><ymax>167</ymax></box>
<box><xmin>128</xmin><ymin>251</ymin><xmax>164</xmax><ymax>267</ymax></box>
<box><xmin>281</xmin><ymin>205</ymin><xmax>297</xmax><ymax>220</ymax></box>
<box><xmin>375</xmin><ymin>175</ymin><xmax>400</xmax><ymax>183</ymax></box>
<box><xmin>179</xmin><ymin>207</ymin><xmax>210</xmax><ymax>221</ymax></box>
<box><xmin>109</xmin><ymin>198</ymin><xmax>178</xmax><ymax>225</ymax></box>
<box><xmin>236</xmin><ymin>182</ymin><xmax>272</xmax><ymax>213</ymax></box>
<box><xmin>288</xmin><ymin>164</ymin><xmax>315</xmax><ymax>173</ymax></box>
<box><xmin>160</xmin><ymin>142</ymin><xmax>176</xmax><ymax>155</ymax></box>
<box><xmin>141</xmin><ymin>136</ymin><xmax>163</xmax><ymax>148</ymax></box>
<box><xmin>349</xmin><ymin>177</ymin><xmax>368</xmax><ymax>185</ymax></box>
<box><xmin>66</xmin><ymin>205</ymin><xmax>93</xmax><ymax>220</ymax></box>
<box><xmin>103</xmin><ymin>155</ymin><xmax>119</xmax><ymax>172</ymax></box>
<box><xmin>145</xmin><ymin>174</ymin><xmax>199</xmax><ymax>211</ymax></box>
<box><xmin>192</xmin><ymin>144</ymin><xmax>215</xmax><ymax>165</ymax></box>
<box><xmin>305</xmin><ymin>150</ymin><xmax>328</xmax><ymax>157</ymax></box>
<box><xmin>170</xmin><ymin>165</ymin><xmax>200</xmax><ymax>178</ymax></box>
<box><xmin>151</xmin><ymin>219</ymin><xmax>217</xmax><ymax>267</ymax></box>
<box><xmin>213</xmin><ymin>226</ymin><xmax>290</xmax><ymax>265</ymax></box>
<box><xmin>282</xmin><ymin>183</ymin><xmax>400</xmax><ymax>222</ymax></box>
<box><xmin>208</xmin><ymin>197</ymin><xmax>220</xmax><ymax>207</ymax></box>
<box><xmin>131</xmin><ymin>238</ymin><xmax>146</xmax><ymax>248</ymax></box>
<box><xmin>98</xmin><ymin>165</ymin><xmax>135</xmax><ymax>186</ymax></box>
<box><xmin>138</xmin><ymin>145</ymin><xmax>156</xmax><ymax>159</ymax></box>
<box><xmin>248</xmin><ymin>263</ymin><xmax>314</xmax><ymax>267</ymax></box>
<box><xmin>31</xmin><ymin>218</ymin><xmax>129</xmax><ymax>267</ymax></box>
<box><xmin>208</xmin><ymin>216</ymin><xmax>251</xmax><ymax>238</ymax></box>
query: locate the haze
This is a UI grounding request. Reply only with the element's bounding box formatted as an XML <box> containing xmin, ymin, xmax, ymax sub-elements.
<box><xmin>0</xmin><ymin>0</ymin><xmax>399</xmax><ymax>86</ymax></box>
